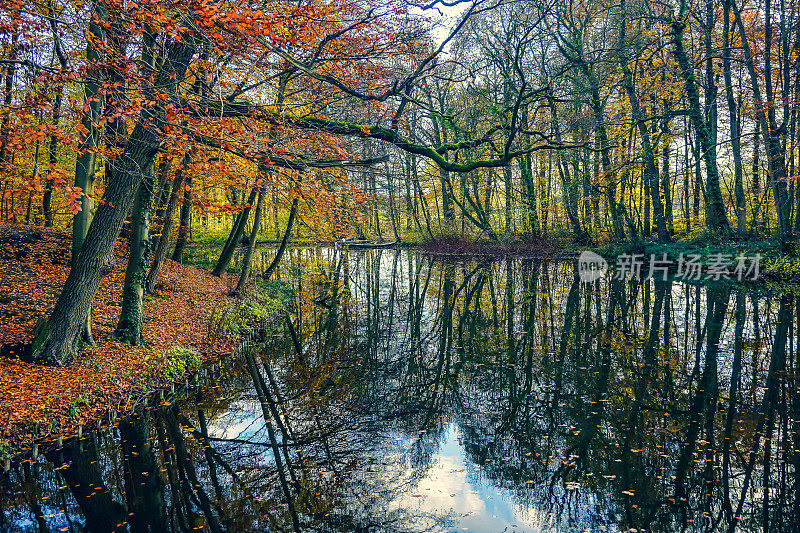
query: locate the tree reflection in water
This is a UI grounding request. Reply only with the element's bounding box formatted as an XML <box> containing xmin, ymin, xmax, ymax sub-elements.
<box><xmin>0</xmin><ymin>248</ymin><xmax>797</xmax><ymax>532</ymax></box>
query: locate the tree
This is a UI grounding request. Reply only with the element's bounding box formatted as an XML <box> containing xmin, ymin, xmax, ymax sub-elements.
<box><xmin>234</xmin><ymin>178</ymin><xmax>266</xmax><ymax>294</ymax></box>
<box><xmin>669</xmin><ymin>0</ymin><xmax>731</xmax><ymax>236</ymax></box>
<box><xmin>616</xmin><ymin>0</ymin><xmax>670</xmax><ymax>243</ymax></box>
<box><xmin>731</xmin><ymin>0</ymin><xmax>794</xmax><ymax>246</ymax></box>
<box><xmin>31</xmin><ymin>8</ymin><xmax>197</xmax><ymax>363</ymax></box>
<box><xmin>722</xmin><ymin>0</ymin><xmax>747</xmax><ymax>234</ymax></box>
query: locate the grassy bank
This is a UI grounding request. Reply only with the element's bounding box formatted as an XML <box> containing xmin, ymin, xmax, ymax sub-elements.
<box><xmin>596</xmin><ymin>233</ymin><xmax>800</xmax><ymax>285</ymax></box>
<box><xmin>402</xmin><ymin>232</ymin><xmax>800</xmax><ymax>288</ymax></box>
<box><xmin>413</xmin><ymin>235</ymin><xmax>583</xmax><ymax>260</ymax></box>
<box><xmin>0</xmin><ymin>225</ymin><xmax>290</xmax><ymax>460</ymax></box>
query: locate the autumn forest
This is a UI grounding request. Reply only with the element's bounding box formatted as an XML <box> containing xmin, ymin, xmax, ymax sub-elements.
<box><xmin>0</xmin><ymin>0</ymin><xmax>799</xmax><ymax>530</ymax></box>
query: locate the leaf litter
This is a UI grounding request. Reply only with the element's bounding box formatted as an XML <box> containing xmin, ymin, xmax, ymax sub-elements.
<box><xmin>0</xmin><ymin>225</ymin><xmax>236</xmax><ymax>457</ymax></box>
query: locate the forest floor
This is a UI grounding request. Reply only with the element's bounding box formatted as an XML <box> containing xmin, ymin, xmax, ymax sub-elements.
<box><xmin>0</xmin><ymin>224</ymin><xmax>241</xmax><ymax>459</ymax></box>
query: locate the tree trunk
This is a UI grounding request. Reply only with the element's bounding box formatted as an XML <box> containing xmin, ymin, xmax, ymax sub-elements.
<box><xmin>426</xmin><ymin>92</ymin><xmax>454</xmax><ymax>226</ymax></box>
<box><xmin>264</xmin><ymin>197</ymin><xmax>299</xmax><ymax>280</ymax></box>
<box><xmin>72</xmin><ymin>0</ymin><xmax>104</xmax><ymax>260</ymax></box>
<box><xmin>503</xmin><ymin>163</ymin><xmax>513</xmax><ymax>235</ymax></box>
<box><xmin>542</xmin><ymin>157</ymin><xmax>550</xmax><ymax>234</ymax></box>
<box><xmin>796</xmin><ymin>129</ymin><xmax>800</xmax><ymax>232</ymax></box>
<box><xmin>793</xmin><ymin>107</ymin><xmax>800</xmax><ymax>232</ymax></box>
<box><xmin>548</xmin><ymin>97</ymin><xmax>591</xmax><ymax>244</ymax></box>
<box><xmin>518</xmin><ymin>152</ymin><xmax>539</xmax><ymax>236</ymax></box>
<box><xmin>148</xmin><ymin>156</ymin><xmax>175</xmax><ymax>251</ymax></box>
<box><xmin>32</xmin><ymin>126</ymin><xmax>172</xmax><ymax>363</ymax></box>
<box><xmin>405</xmin><ymin>150</ymin><xmax>413</xmax><ymax>230</ymax></box>
<box><xmin>68</xmin><ymin>0</ymin><xmax>106</xmax><ymax>348</ymax></box>
<box><xmin>671</xmin><ymin>16</ymin><xmax>730</xmax><ymax>236</ymax></box>
<box><xmin>723</xmin><ymin>0</ymin><xmax>747</xmax><ymax>234</ymax></box>
<box><xmin>42</xmin><ymin>3</ymin><xmax>69</xmax><ymax>227</ymax></box>
<box><xmin>114</xmin><ymin>161</ymin><xmax>157</xmax><ymax>345</ymax></box>
<box><xmin>751</xmin><ymin>124</ymin><xmax>761</xmax><ymax>229</ymax></box>
<box><xmin>43</xmin><ymin>83</ymin><xmax>64</xmax><ymax>228</ymax></box>
<box><xmin>26</xmin><ymin>139</ymin><xmax>41</xmax><ymax>225</ymax></box>
<box><xmin>30</xmin><ymin>35</ymin><xmax>195</xmax><ymax>364</ymax></box>
<box><xmin>234</xmin><ymin>182</ymin><xmax>267</xmax><ymax>295</ymax></box>
<box><xmin>661</xmin><ymin>97</ymin><xmax>673</xmax><ymax>235</ymax></box>
<box><xmin>211</xmin><ymin>186</ymin><xmax>258</xmax><ymax>276</ymax></box>
<box><xmin>412</xmin><ymin>161</ymin><xmax>435</xmax><ymax>240</ymax></box>
<box><xmin>170</xmin><ymin>172</ymin><xmax>193</xmax><ymax>263</ymax></box>
<box><xmin>693</xmin><ymin>134</ymin><xmax>702</xmax><ymax>223</ymax></box>
<box><xmin>732</xmin><ymin>0</ymin><xmax>792</xmax><ymax>244</ymax></box>
<box><xmin>683</xmin><ymin>120</ymin><xmax>690</xmax><ymax>232</ymax></box>
<box><xmin>0</xmin><ymin>26</ymin><xmax>19</xmax><ymax>166</ymax></box>
<box><xmin>112</xmin><ymin>11</ymin><xmax>155</xmax><ymax>346</ymax></box>
<box><xmin>386</xmin><ymin>160</ymin><xmax>401</xmax><ymax>243</ymax></box>
<box><xmin>576</xmin><ymin>60</ymin><xmax>624</xmax><ymax>241</ymax></box>
<box><xmin>518</xmin><ymin>105</ymin><xmax>539</xmax><ymax>235</ymax></box>
<box><xmin>617</xmin><ymin>19</ymin><xmax>670</xmax><ymax>244</ymax></box>
<box><xmin>146</xmin><ymin>162</ymin><xmax>185</xmax><ymax>293</ymax></box>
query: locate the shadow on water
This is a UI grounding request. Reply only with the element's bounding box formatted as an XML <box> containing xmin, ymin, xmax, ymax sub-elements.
<box><xmin>1</xmin><ymin>247</ymin><xmax>799</xmax><ymax>532</ymax></box>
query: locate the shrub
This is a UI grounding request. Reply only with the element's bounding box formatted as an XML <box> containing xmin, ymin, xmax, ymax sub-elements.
<box><xmin>210</xmin><ymin>283</ymin><xmax>291</xmax><ymax>340</ymax></box>
<box><xmin>149</xmin><ymin>345</ymin><xmax>202</xmax><ymax>381</ymax></box>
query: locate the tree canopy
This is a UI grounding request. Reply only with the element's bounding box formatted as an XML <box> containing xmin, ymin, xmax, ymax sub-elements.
<box><xmin>0</xmin><ymin>0</ymin><xmax>798</xmax><ymax>362</ymax></box>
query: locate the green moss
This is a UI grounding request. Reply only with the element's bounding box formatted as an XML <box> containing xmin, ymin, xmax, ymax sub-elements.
<box><xmin>66</xmin><ymin>405</ymin><xmax>80</xmax><ymax>419</ymax></box>
<box><xmin>29</xmin><ymin>318</ymin><xmax>50</xmax><ymax>358</ymax></box>
<box><xmin>148</xmin><ymin>345</ymin><xmax>202</xmax><ymax>381</ymax></box>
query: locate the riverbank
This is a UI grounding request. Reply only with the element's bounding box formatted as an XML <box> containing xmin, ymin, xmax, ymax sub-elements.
<box><xmin>409</xmin><ymin>234</ymin><xmax>800</xmax><ymax>285</ymax></box>
<box><xmin>0</xmin><ymin>225</ymin><xmax>280</xmax><ymax>459</ymax></box>
<box><xmin>415</xmin><ymin>236</ymin><xmax>581</xmax><ymax>260</ymax></box>
<box><xmin>596</xmin><ymin>234</ymin><xmax>800</xmax><ymax>285</ymax></box>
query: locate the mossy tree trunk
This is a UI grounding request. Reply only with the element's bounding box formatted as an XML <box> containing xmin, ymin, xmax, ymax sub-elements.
<box><xmin>113</xmin><ymin>162</ymin><xmax>157</xmax><ymax>345</ymax></box>
<box><xmin>731</xmin><ymin>0</ymin><xmax>792</xmax><ymax>246</ymax></box>
<box><xmin>211</xmin><ymin>186</ymin><xmax>258</xmax><ymax>277</ymax></box>
<box><xmin>146</xmin><ymin>160</ymin><xmax>185</xmax><ymax>293</ymax></box>
<box><xmin>518</xmin><ymin>104</ymin><xmax>539</xmax><ymax>236</ymax></box>
<box><xmin>30</xmin><ymin>34</ymin><xmax>196</xmax><ymax>365</ymax></box>
<box><xmin>113</xmin><ymin>27</ymin><xmax>159</xmax><ymax>346</ymax></box>
<box><xmin>671</xmin><ymin>15</ymin><xmax>731</xmax><ymax>237</ymax></box>
<box><xmin>722</xmin><ymin>0</ymin><xmax>747</xmax><ymax>235</ymax></box>
<box><xmin>234</xmin><ymin>181</ymin><xmax>267</xmax><ymax>295</ymax></box>
<box><xmin>264</xmin><ymin>197</ymin><xmax>299</xmax><ymax>280</ymax></box>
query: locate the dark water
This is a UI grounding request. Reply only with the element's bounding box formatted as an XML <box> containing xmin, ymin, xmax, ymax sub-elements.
<box><xmin>2</xmin><ymin>248</ymin><xmax>799</xmax><ymax>532</ymax></box>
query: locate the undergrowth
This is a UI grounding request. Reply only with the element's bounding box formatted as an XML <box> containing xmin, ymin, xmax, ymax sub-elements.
<box><xmin>594</xmin><ymin>232</ymin><xmax>800</xmax><ymax>284</ymax></box>
<box><xmin>146</xmin><ymin>345</ymin><xmax>202</xmax><ymax>382</ymax></box>
<box><xmin>210</xmin><ymin>281</ymin><xmax>292</xmax><ymax>341</ymax></box>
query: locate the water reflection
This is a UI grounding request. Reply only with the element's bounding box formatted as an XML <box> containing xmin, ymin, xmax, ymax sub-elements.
<box><xmin>1</xmin><ymin>248</ymin><xmax>798</xmax><ymax>532</ymax></box>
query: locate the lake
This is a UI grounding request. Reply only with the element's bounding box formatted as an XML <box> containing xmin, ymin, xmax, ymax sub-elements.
<box><xmin>1</xmin><ymin>247</ymin><xmax>797</xmax><ymax>532</ymax></box>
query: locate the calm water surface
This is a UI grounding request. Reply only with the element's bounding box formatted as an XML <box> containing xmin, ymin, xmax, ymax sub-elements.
<box><xmin>1</xmin><ymin>248</ymin><xmax>798</xmax><ymax>532</ymax></box>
